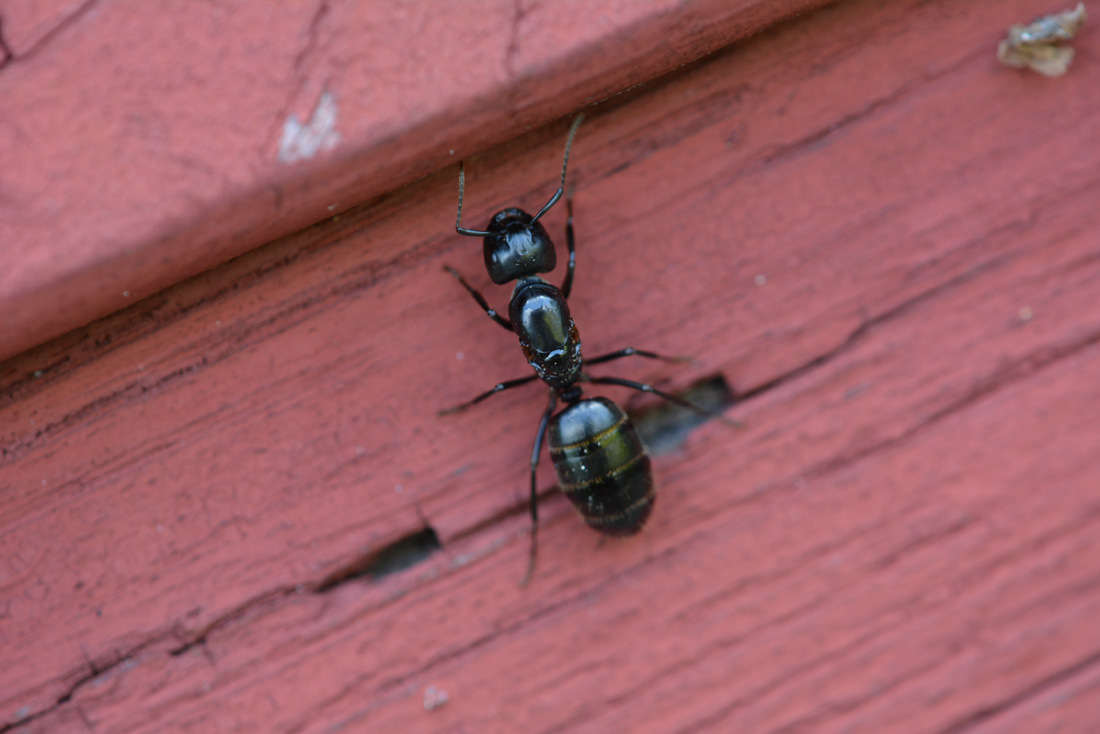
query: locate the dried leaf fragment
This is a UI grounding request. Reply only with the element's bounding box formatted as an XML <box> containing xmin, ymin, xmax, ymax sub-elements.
<box><xmin>998</xmin><ymin>2</ymin><xmax>1087</xmax><ymax>77</ymax></box>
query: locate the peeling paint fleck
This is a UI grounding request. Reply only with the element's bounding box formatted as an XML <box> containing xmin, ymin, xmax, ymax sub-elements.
<box><xmin>278</xmin><ymin>91</ymin><xmax>341</xmax><ymax>164</ymax></box>
<box><xmin>423</xmin><ymin>685</ymin><xmax>449</xmax><ymax>711</ymax></box>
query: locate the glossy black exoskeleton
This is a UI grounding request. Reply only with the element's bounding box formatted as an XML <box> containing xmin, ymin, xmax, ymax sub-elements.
<box><xmin>548</xmin><ymin>396</ymin><xmax>654</xmax><ymax>536</ymax></box>
<box><xmin>443</xmin><ymin>115</ymin><xmax>734</xmax><ymax>584</ymax></box>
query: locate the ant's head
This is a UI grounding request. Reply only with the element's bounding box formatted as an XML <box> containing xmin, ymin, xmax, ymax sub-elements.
<box><xmin>481</xmin><ymin>208</ymin><xmax>556</xmax><ymax>284</ymax></box>
<box><xmin>454</xmin><ymin>115</ymin><xmax>585</xmax><ymax>284</ymax></box>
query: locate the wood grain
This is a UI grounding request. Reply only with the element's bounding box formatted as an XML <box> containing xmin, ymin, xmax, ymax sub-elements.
<box><xmin>2</xmin><ymin>0</ymin><xmax>1099</xmax><ymax>730</ymax></box>
<box><xmin>0</xmin><ymin>0</ymin><xmax>831</xmax><ymax>361</ymax></box>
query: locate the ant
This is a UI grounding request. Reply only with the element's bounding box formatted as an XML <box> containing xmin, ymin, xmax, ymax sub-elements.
<box><xmin>442</xmin><ymin>115</ymin><xmax>737</xmax><ymax>584</ymax></box>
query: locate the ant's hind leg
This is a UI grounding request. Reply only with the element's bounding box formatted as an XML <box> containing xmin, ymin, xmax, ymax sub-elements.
<box><xmin>521</xmin><ymin>392</ymin><xmax>558</xmax><ymax>587</ymax></box>
<box><xmin>587</xmin><ymin>375</ymin><xmax>744</xmax><ymax>428</ymax></box>
<box><xmin>443</xmin><ymin>265</ymin><xmax>513</xmax><ymax>331</ymax></box>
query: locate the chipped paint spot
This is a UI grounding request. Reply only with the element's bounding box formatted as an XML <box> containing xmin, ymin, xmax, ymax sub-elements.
<box><xmin>423</xmin><ymin>685</ymin><xmax>449</xmax><ymax>711</ymax></box>
<box><xmin>278</xmin><ymin>91</ymin><xmax>341</xmax><ymax>163</ymax></box>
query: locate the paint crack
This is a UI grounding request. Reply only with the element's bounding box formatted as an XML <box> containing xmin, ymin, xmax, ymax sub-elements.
<box><xmin>938</xmin><ymin>647</ymin><xmax>1100</xmax><ymax>733</ymax></box>
<box><xmin>0</xmin><ymin>16</ymin><xmax>13</xmax><ymax>68</ymax></box>
<box><xmin>0</xmin><ymin>629</ymin><xmax>178</xmax><ymax>732</ymax></box>
<box><xmin>0</xmin><ymin>0</ymin><xmax>99</xmax><ymax>68</ymax></box>
<box><xmin>267</xmin><ymin>0</ymin><xmax>340</xmax><ymax>164</ymax></box>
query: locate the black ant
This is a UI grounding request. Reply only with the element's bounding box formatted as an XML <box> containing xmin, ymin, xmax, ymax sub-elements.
<box><xmin>442</xmin><ymin>115</ymin><xmax>736</xmax><ymax>584</ymax></box>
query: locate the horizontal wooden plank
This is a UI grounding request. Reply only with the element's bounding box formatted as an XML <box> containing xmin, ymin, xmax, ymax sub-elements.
<box><xmin>3</xmin><ymin>0</ymin><xmax>1099</xmax><ymax>729</ymax></box>
<box><xmin>0</xmin><ymin>0</ymin><xmax>832</xmax><ymax>362</ymax></box>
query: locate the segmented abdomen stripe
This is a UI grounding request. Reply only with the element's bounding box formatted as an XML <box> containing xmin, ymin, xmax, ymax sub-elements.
<box><xmin>558</xmin><ymin>451</ymin><xmax>647</xmax><ymax>495</ymax></box>
<box><xmin>548</xmin><ymin>413</ymin><xmax>629</xmax><ymax>455</ymax></box>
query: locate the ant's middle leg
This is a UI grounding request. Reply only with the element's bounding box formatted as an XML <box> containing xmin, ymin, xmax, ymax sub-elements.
<box><xmin>439</xmin><ymin>373</ymin><xmax>541</xmax><ymax>416</ymax></box>
<box><xmin>584</xmin><ymin>347</ymin><xmax>693</xmax><ymax>368</ymax></box>
<box><xmin>443</xmin><ymin>265</ymin><xmax>513</xmax><ymax>331</ymax></box>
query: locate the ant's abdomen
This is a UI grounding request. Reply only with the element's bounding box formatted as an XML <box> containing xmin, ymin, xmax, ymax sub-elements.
<box><xmin>549</xmin><ymin>397</ymin><xmax>655</xmax><ymax>536</ymax></box>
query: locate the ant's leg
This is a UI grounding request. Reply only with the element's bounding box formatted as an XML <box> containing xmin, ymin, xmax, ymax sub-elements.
<box><xmin>443</xmin><ymin>265</ymin><xmax>512</xmax><ymax>331</ymax></box>
<box><xmin>560</xmin><ymin>193</ymin><xmax>576</xmax><ymax>298</ymax></box>
<box><xmin>587</xmin><ymin>375</ymin><xmax>744</xmax><ymax>428</ymax></box>
<box><xmin>439</xmin><ymin>374</ymin><xmax>540</xmax><ymax>416</ymax></box>
<box><xmin>521</xmin><ymin>391</ymin><xmax>558</xmax><ymax>587</ymax></box>
<box><xmin>585</xmin><ymin>347</ymin><xmax>693</xmax><ymax>367</ymax></box>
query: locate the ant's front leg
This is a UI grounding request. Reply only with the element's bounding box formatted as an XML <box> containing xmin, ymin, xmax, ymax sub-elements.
<box><xmin>560</xmin><ymin>193</ymin><xmax>576</xmax><ymax>299</ymax></box>
<box><xmin>443</xmin><ymin>265</ymin><xmax>512</xmax><ymax>331</ymax></box>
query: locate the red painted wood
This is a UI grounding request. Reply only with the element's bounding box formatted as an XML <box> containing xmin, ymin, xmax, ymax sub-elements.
<box><xmin>0</xmin><ymin>0</ymin><xmax>830</xmax><ymax>362</ymax></box>
<box><xmin>3</xmin><ymin>0</ymin><xmax>1100</xmax><ymax>730</ymax></box>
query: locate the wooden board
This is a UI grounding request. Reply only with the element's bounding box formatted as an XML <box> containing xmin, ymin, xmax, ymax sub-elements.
<box><xmin>3</xmin><ymin>0</ymin><xmax>1099</xmax><ymax>730</ymax></box>
<box><xmin>0</xmin><ymin>0</ymin><xmax>830</xmax><ymax>361</ymax></box>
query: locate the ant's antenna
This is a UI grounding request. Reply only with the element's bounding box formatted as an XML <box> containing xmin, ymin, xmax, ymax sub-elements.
<box><xmin>455</xmin><ymin>114</ymin><xmax>585</xmax><ymax>237</ymax></box>
<box><xmin>455</xmin><ymin>161</ymin><xmax>491</xmax><ymax>237</ymax></box>
<box><xmin>531</xmin><ymin>113</ymin><xmax>584</xmax><ymax>225</ymax></box>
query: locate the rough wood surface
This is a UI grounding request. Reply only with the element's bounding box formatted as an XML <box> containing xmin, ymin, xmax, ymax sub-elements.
<box><xmin>3</xmin><ymin>0</ymin><xmax>1100</xmax><ymax>731</ymax></box>
<box><xmin>0</xmin><ymin>0</ymin><xmax>830</xmax><ymax>362</ymax></box>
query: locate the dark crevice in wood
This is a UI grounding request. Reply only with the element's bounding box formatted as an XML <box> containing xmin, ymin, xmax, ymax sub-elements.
<box><xmin>447</xmin><ymin>486</ymin><xmax>554</xmax><ymax>546</ymax></box>
<box><xmin>937</xmin><ymin>647</ymin><xmax>1100</xmax><ymax>734</ymax></box>
<box><xmin>0</xmin><ymin>632</ymin><xmax>174</xmax><ymax>732</ymax></box>
<box><xmin>631</xmin><ymin>374</ymin><xmax>737</xmax><ymax>456</ymax></box>
<box><xmin>757</xmin><ymin>45</ymin><xmax>987</xmax><ymax>173</ymax></box>
<box><xmin>316</xmin><ymin>526</ymin><xmax>442</xmax><ymax>592</ymax></box>
<box><xmin>169</xmin><ymin>636</ymin><xmax>206</xmax><ymax>659</ymax></box>
<box><xmin>318</xmin><ymin>542</ymin><xmax>692</xmax><ymax>728</ymax></box>
<box><xmin>809</xmin><ymin>322</ymin><xmax>1100</xmax><ymax>483</ymax></box>
<box><xmin>0</xmin><ymin>201</ymin><xmax>412</xmax><ymax>461</ymax></box>
<box><xmin>167</xmin><ymin>586</ymin><xmax>296</xmax><ymax>658</ymax></box>
<box><xmin>726</xmin><ymin>195</ymin><xmax>1050</xmax><ymax>415</ymax></box>
<box><xmin>1</xmin><ymin>525</ymin><xmax>444</xmax><ymax>727</ymax></box>
<box><xmin>725</xmin><ymin>305</ymin><xmax>1100</xmax><ymax>508</ymax></box>
<box><xmin>163</xmin><ymin>529</ymin><xmax>447</xmax><ymax>675</ymax></box>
